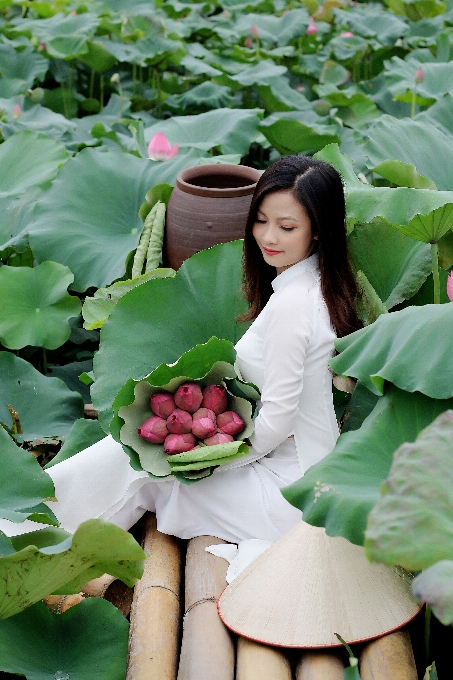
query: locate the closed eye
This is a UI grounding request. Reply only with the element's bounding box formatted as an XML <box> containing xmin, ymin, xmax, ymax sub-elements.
<box><xmin>281</xmin><ymin>226</ymin><xmax>295</xmax><ymax>231</ymax></box>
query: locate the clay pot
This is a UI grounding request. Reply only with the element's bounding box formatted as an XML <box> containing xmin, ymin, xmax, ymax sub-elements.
<box><xmin>163</xmin><ymin>164</ymin><xmax>262</xmax><ymax>270</ymax></box>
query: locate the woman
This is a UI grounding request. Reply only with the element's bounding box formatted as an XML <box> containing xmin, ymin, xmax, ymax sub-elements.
<box><xmin>0</xmin><ymin>156</ymin><xmax>360</xmax><ymax>542</ymax></box>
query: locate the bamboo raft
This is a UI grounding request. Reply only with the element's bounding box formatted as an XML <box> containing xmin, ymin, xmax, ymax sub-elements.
<box><xmin>124</xmin><ymin>513</ymin><xmax>419</xmax><ymax>680</ymax></box>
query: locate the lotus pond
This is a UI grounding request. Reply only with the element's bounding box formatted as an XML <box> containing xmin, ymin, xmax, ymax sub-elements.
<box><xmin>1</xmin><ymin>0</ymin><xmax>453</xmax><ymax>676</ymax></box>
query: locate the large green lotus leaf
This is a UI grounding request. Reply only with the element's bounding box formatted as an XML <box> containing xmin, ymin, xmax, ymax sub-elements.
<box><xmin>97</xmin><ymin>35</ymin><xmax>184</xmax><ymax>66</ymax></box>
<box><xmin>384</xmin><ymin>0</ymin><xmax>446</xmax><ymax>21</ymax></box>
<box><xmin>259</xmin><ymin>112</ymin><xmax>341</xmax><ymax>155</ymax></box>
<box><xmin>0</xmin><ymin>428</ymin><xmax>57</xmax><ymax>526</ymax></box>
<box><xmin>0</xmin><ymin>352</ymin><xmax>84</xmax><ymax>444</ymax></box>
<box><xmin>331</xmin><ymin>304</ymin><xmax>453</xmax><ymax>398</ymax></box>
<box><xmin>229</xmin><ymin>60</ymin><xmax>287</xmax><ymax>87</ymax></box>
<box><xmin>0</xmin><ymin>599</ymin><xmax>129</xmax><ymax>680</ymax></box>
<box><xmin>227</xmin><ymin>9</ymin><xmax>309</xmax><ymax>45</ymax></box>
<box><xmin>12</xmin><ymin>12</ymin><xmax>100</xmax><ymax>59</ymax></box>
<box><xmin>44</xmin><ymin>419</ymin><xmax>106</xmax><ymax>469</ymax></box>
<box><xmin>82</xmin><ymin>269</ymin><xmax>175</xmax><ymax>330</ymax></box>
<box><xmin>282</xmin><ymin>386</ymin><xmax>453</xmax><ymax>546</ymax></box>
<box><xmin>114</xmin><ymin>338</ymin><xmax>255</xmax><ymax>480</ymax></box>
<box><xmin>0</xmin><ymin>518</ymin><xmax>145</xmax><ymax>618</ymax></box>
<box><xmin>0</xmin><ymin>44</ymin><xmax>48</xmax><ymax>97</ymax></box>
<box><xmin>27</xmin><ymin>147</ymin><xmax>204</xmax><ymax>291</ymax></box>
<box><xmin>364</xmin><ymin>117</ymin><xmax>453</xmax><ymax>191</ymax></box>
<box><xmin>416</xmin><ymin>93</ymin><xmax>453</xmax><ymax>137</ymax></box>
<box><xmin>332</xmin><ymin>7</ymin><xmax>409</xmax><ymax>45</ymax></box>
<box><xmin>384</xmin><ymin>57</ymin><xmax>453</xmax><ymax>106</ymax></box>
<box><xmin>91</xmin><ymin>241</ymin><xmax>247</xmax><ymax>431</ymax></box>
<box><xmin>412</xmin><ymin>561</ymin><xmax>453</xmax><ymax>625</ymax></box>
<box><xmin>1</xmin><ymin>99</ymin><xmax>77</xmax><ymax>145</ymax></box>
<box><xmin>315</xmin><ymin>144</ymin><xmax>453</xmax><ymax>242</ymax></box>
<box><xmin>365</xmin><ymin>410</ymin><xmax>453</xmax><ymax>570</ymax></box>
<box><xmin>0</xmin><ymin>130</ymin><xmax>69</xmax><ymax>251</ymax></box>
<box><xmin>144</xmin><ymin>108</ymin><xmax>262</xmax><ymax>156</ymax></box>
<box><xmin>348</xmin><ymin>221</ymin><xmax>432</xmax><ymax>309</ymax></box>
<box><xmin>0</xmin><ymin>262</ymin><xmax>81</xmax><ymax>350</ymax></box>
<box><xmin>173</xmin><ymin>82</ymin><xmax>233</xmax><ymax>112</ymax></box>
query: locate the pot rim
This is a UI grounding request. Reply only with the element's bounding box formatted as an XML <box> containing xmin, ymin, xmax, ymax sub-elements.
<box><xmin>175</xmin><ymin>163</ymin><xmax>262</xmax><ymax>198</ymax></box>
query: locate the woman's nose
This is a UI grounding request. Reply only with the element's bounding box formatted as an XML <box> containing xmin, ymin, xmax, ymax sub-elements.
<box><xmin>263</xmin><ymin>225</ymin><xmax>278</xmax><ymax>244</ymax></box>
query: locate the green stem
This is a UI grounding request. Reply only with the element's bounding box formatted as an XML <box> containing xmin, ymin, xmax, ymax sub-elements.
<box><xmin>89</xmin><ymin>69</ymin><xmax>95</xmax><ymax>99</ymax></box>
<box><xmin>425</xmin><ymin>605</ymin><xmax>432</xmax><ymax>667</ymax></box>
<box><xmin>100</xmin><ymin>74</ymin><xmax>104</xmax><ymax>110</ymax></box>
<box><xmin>132</xmin><ymin>63</ymin><xmax>137</xmax><ymax>96</ymax></box>
<box><xmin>431</xmin><ymin>242</ymin><xmax>440</xmax><ymax>304</ymax></box>
<box><xmin>56</xmin><ymin>60</ymin><xmax>69</xmax><ymax>119</ymax></box>
<box><xmin>411</xmin><ymin>84</ymin><xmax>417</xmax><ymax>118</ymax></box>
<box><xmin>42</xmin><ymin>348</ymin><xmax>48</xmax><ymax>375</ymax></box>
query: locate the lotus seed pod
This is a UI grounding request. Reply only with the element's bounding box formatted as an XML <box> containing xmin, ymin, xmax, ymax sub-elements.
<box><xmin>217</xmin><ymin>411</ymin><xmax>245</xmax><ymax>436</ymax></box>
<box><xmin>164</xmin><ymin>433</ymin><xmax>196</xmax><ymax>455</ymax></box>
<box><xmin>166</xmin><ymin>409</ymin><xmax>193</xmax><ymax>434</ymax></box>
<box><xmin>138</xmin><ymin>416</ymin><xmax>168</xmax><ymax>444</ymax></box>
<box><xmin>150</xmin><ymin>392</ymin><xmax>176</xmax><ymax>419</ymax></box>
<box><xmin>192</xmin><ymin>408</ymin><xmax>217</xmax><ymax>439</ymax></box>
<box><xmin>203</xmin><ymin>432</ymin><xmax>234</xmax><ymax>446</ymax></box>
<box><xmin>201</xmin><ymin>384</ymin><xmax>228</xmax><ymax>415</ymax></box>
<box><xmin>174</xmin><ymin>382</ymin><xmax>203</xmax><ymax>413</ymax></box>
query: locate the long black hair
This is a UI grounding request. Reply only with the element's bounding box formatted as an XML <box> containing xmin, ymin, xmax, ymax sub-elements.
<box><xmin>239</xmin><ymin>155</ymin><xmax>361</xmax><ymax>337</ymax></box>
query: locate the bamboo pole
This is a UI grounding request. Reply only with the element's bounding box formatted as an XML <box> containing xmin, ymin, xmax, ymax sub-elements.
<box><xmin>359</xmin><ymin>629</ymin><xmax>418</xmax><ymax>680</ymax></box>
<box><xmin>126</xmin><ymin>514</ymin><xmax>183</xmax><ymax>680</ymax></box>
<box><xmin>295</xmin><ymin>650</ymin><xmax>345</xmax><ymax>680</ymax></box>
<box><xmin>236</xmin><ymin>637</ymin><xmax>291</xmax><ymax>680</ymax></box>
<box><xmin>177</xmin><ymin>536</ymin><xmax>235</xmax><ymax>680</ymax></box>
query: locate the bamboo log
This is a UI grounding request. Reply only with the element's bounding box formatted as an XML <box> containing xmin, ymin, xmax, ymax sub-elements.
<box><xmin>295</xmin><ymin>650</ymin><xmax>345</xmax><ymax>680</ymax></box>
<box><xmin>359</xmin><ymin>629</ymin><xmax>418</xmax><ymax>680</ymax></box>
<box><xmin>177</xmin><ymin>536</ymin><xmax>235</xmax><ymax>680</ymax></box>
<box><xmin>126</xmin><ymin>513</ymin><xmax>182</xmax><ymax>680</ymax></box>
<box><xmin>82</xmin><ymin>574</ymin><xmax>133</xmax><ymax>617</ymax></box>
<box><xmin>236</xmin><ymin>637</ymin><xmax>291</xmax><ymax>680</ymax></box>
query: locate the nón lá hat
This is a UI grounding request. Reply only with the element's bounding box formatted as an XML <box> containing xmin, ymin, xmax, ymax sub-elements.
<box><xmin>217</xmin><ymin>521</ymin><xmax>421</xmax><ymax>648</ymax></box>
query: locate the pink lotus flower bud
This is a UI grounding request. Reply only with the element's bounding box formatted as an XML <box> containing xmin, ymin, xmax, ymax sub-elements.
<box><xmin>192</xmin><ymin>408</ymin><xmax>217</xmax><ymax>439</ymax></box>
<box><xmin>340</xmin><ymin>31</ymin><xmax>354</xmax><ymax>38</ymax></box>
<box><xmin>147</xmin><ymin>132</ymin><xmax>178</xmax><ymax>161</ymax></box>
<box><xmin>150</xmin><ymin>392</ymin><xmax>176</xmax><ymax>419</ymax></box>
<box><xmin>174</xmin><ymin>382</ymin><xmax>203</xmax><ymax>413</ymax></box>
<box><xmin>37</xmin><ymin>42</ymin><xmax>46</xmax><ymax>52</ymax></box>
<box><xmin>297</xmin><ymin>85</ymin><xmax>305</xmax><ymax>92</ymax></box>
<box><xmin>415</xmin><ymin>66</ymin><xmax>424</xmax><ymax>84</ymax></box>
<box><xmin>201</xmin><ymin>384</ymin><xmax>228</xmax><ymax>415</ymax></box>
<box><xmin>244</xmin><ymin>36</ymin><xmax>253</xmax><ymax>48</ymax></box>
<box><xmin>138</xmin><ymin>415</ymin><xmax>168</xmax><ymax>444</ymax></box>
<box><xmin>217</xmin><ymin>411</ymin><xmax>245</xmax><ymax>436</ymax></box>
<box><xmin>203</xmin><ymin>433</ymin><xmax>234</xmax><ymax>446</ymax></box>
<box><xmin>164</xmin><ymin>433</ymin><xmax>196</xmax><ymax>454</ymax></box>
<box><xmin>447</xmin><ymin>271</ymin><xmax>453</xmax><ymax>301</ymax></box>
<box><xmin>306</xmin><ymin>17</ymin><xmax>318</xmax><ymax>35</ymax></box>
<box><xmin>251</xmin><ymin>24</ymin><xmax>259</xmax><ymax>37</ymax></box>
<box><xmin>166</xmin><ymin>409</ymin><xmax>193</xmax><ymax>434</ymax></box>
<box><xmin>12</xmin><ymin>104</ymin><xmax>21</xmax><ymax>120</ymax></box>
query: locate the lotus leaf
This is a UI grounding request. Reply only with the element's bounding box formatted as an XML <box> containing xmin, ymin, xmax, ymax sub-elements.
<box><xmin>0</xmin><ymin>44</ymin><xmax>48</xmax><ymax>98</ymax></box>
<box><xmin>92</xmin><ymin>241</ymin><xmax>247</xmax><ymax>430</ymax></box>
<box><xmin>330</xmin><ymin>303</ymin><xmax>453</xmax><ymax>398</ymax></box>
<box><xmin>0</xmin><ymin>428</ymin><xmax>57</xmax><ymax>526</ymax></box>
<box><xmin>412</xmin><ymin>561</ymin><xmax>453</xmax><ymax>625</ymax></box>
<box><xmin>45</xmin><ymin>419</ymin><xmax>106</xmax><ymax>469</ymax></box>
<box><xmin>1</xmin><ymin>99</ymin><xmax>77</xmax><ymax>144</ymax></box>
<box><xmin>12</xmin><ymin>12</ymin><xmax>100</xmax><ymax>60</ymax></box>
<box><xmin>332</xmin><ymin>7</ymin><xmax>409</xmax><ymax>45</ymax></box>
<box><xmin>0</xmin><ymin>262</ymin><xmax>81</xmax><ymax>350</ymax></box>
<box><xmin>384</xmin><ymin>57</ymin><xmax>453</xmax><ymax>107</ymax></box>
<box><xmin>27</xmin><ymin>147</ymin><xmax>205</xmax><ymax>291</ymax></box>
<box><xmin>0</xmin><ymin>352</ymin><xmax>84</xmax><ymax>444</ymax></box>
<box><xmin>365</xmin><ymin>117</ymin><xmax>453</xmax><ymax>190</ymax></box>
<box><xmin>282</xmin><ymin>386</ymin><xmax>453</xmax><ymax>546</ymax></box>
<box><xmin>228</xmin><ymin>9</ymin><xmax>309</xmax><ymax>45</ymax></box>
<box><xmin>0</xmin><ymin>598</ymin><xmax>129</xmax><ymax>680</ymax></box>
<box><xmin>0</xmin><ymin>518</ymin><xmax>145</xmax><ymax>619</ymax></box>
<box><xmin>366</xmin><ymin>410</ymin><xmax>453</xmax><ymax>570</ymax></box>
<box><xmin>260</xmin><ymin>111</ymin><xmax>341</xmax><ymax>155</ymax></box>
<box><xmin>384</xmin><ymin>0</ymin><xmax>446</xmax><ymax>21</ymax></box>
<box><xmin>416</xmin><ymin>93</ymin><xmax>453</xmax><ymax>137</ymax></box>
<box><xmin>113</xmin><ymin>337</ymin><xmax>257</xmax><ymax>480</ymax></box>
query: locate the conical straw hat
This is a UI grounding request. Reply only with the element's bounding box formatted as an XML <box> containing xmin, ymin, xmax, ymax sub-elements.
<box><xmin>218</xmin><ymin>521</ymin><xmax>421</xmax><ymax>648</ymax></box>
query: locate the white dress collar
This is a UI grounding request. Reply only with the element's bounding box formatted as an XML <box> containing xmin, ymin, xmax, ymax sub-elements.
<box><xmin>271</xmin><ymin>252</ymin><xmax>319</xmax><ymax>293</ymax></box>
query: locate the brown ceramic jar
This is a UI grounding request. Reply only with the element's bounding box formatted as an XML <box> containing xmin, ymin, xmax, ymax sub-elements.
<box><xmin>163</xmin><ymin>163</ymin><xmax>262</xmax><ymax>270</ymax></box>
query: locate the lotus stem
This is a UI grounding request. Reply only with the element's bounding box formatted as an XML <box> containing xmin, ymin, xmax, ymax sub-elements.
<box><xmin>89</xmin><ymin>69</ymin><xmax>95</xmax><ymax>100</ymax></box>
<box><xmin>431</xmin><ymin>242</ymin><xmax>440</xmax><ymax>304</ymax></box>
<box><xmin>100</xmin><ymin>74</ymin><xmax>104</xmax><ymax>110</ymax></box>
<box><xmin>424</xmin><ymin>605</ymin><xmax>431</xmax><ymax>667</ymax></box>
<box><xmin>42</xmin><ymin>347</ymin><xmax>48</xmax><ymax>375</ymax></box>
<box><xmin>411</xmin><ymin>84</ymin><xmax>417</xmax><ymax>118</ymax></box>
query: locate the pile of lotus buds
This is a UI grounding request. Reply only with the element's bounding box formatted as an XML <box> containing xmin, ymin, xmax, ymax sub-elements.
<box><xmin>138</xmin><ymin>382</ymin><xmax>245</xmax><ymax>455</ymax></box>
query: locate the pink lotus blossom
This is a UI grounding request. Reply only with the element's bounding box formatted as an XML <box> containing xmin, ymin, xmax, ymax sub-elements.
<box><xmin>244</xmin><ymin>36</ymin><xmax>253</xmax><ymax>48</ymax></box>
<box><xmin>164</xmin><ymin>433</ymin><xmax>196</xmax><ymax>454</ymax></box>
<box><xmin>415</xmin><ymin>67</ymin><xmax>424</xmax><ymax>84</ymax></box>
<box><xmin>341</xmin><ymin>31</ymin><xmax>354</xmax><ymax>38</ymax></box>
<box><xmin>217</xmin><ymin>411</ymin><xmax>245</xmax><ymax>436</ymax></box>
<box><xmin>297</xmin><ymin>85</ymin><xmax>305</xmax><ymax>92</ymax></box>
<box><xmin>251</xmin><ymin>24</ymin><xmax>259</xmax><ymax>37</ymax></box>
<box><xmin>192</xmin><ymin>408</ymin><xmax>217</xmax><ymax>439</ymax></box>
<box><xmin>203</xmin><ymin>432</ymin><xmax>234</xmax><ymax>446</ymax></box>
<box><xmin>138</xmin><ymin>416</ymin><xmax>168</xmax><ymax>444</ymax></box>
<box><xmin>306</xmin><ymin>17</ymin><xmax>318</xmax><ymax>35</ymax></box>
<box><xmin>447</xmin><ymin>271</ymin><xmax>453</xmax><ymax>301</ymax></box>
<box><xmin>201</xmin><ymin>384</ymin><xmax>228</xmax><ymax>415</ymax></box>
<box><xmin>147</xmin><ymin>132</ymin><xmax>178</xmax><ymax>161</ymax></box>
<box><xmin>174</xmin><ymin>382</ymin><xmax>203</xmax><ymax>413</ymax></box>
<box><xmin>166</xmin><ymin>409</ymin><xmax>193</xmax><ymax>434</ymax></box>
<box><xmin>150</xmin><ymin>392</ymin><xmax>176</xmax><ymax>419</ymax></box>
<box><xmin>12</xmin><ymin>103</ymin><xmax>21</xmax><ymax>120</ymax></box>
<box><xmin>37</xmin><ymin>42</ymin><xmax>46</xmax><ymax>52</ymax></box>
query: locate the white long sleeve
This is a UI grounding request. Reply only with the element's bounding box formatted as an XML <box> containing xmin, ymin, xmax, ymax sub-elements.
<box><xmin>235</xmin><ymin>254</ymin><xmax>339</xmax><ymax>474</ymax></box>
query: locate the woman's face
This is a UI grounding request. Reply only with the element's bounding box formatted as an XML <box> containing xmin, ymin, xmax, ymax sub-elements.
<box><xmin>252</xmin><ymin>191</ymin><xmax>317</xmax><ymax>275</ymax></box>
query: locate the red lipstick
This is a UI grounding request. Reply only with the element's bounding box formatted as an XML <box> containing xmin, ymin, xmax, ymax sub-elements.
<box><xmin>263</xmin><ymin>247</ymin><xmax>282</xmax><ymax>256</ymax></box>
